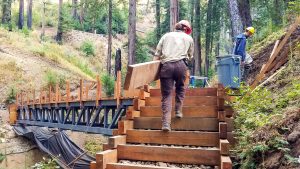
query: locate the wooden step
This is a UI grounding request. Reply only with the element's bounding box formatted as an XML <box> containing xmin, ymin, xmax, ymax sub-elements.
<box><xmin>133</xmin><ymin>117</ymin><xmax>219</xmax><ymax>131</ymax></box>
<box><xmin>107</xmin><ymin>163</ymin><xmax>172</xmax><ymax>169</ymax></box>
<box><xmin>150</xmin><ymin>88</ymin><xmax>217</xmax><ymax>97</ymax></box>
<box><xmin>140</xmin><ymin>106</ymin><xmax>218</xmax><ymax>118</ymax></box>
<box><xmin>145</xmin><ymin>96</ymin><xmax>217</xmax><ymax>106</ymax></box>
<box><xmin>126</xmin><ymin>129</ymin><xmax>219</xmax><ymax>147</ymax></box>
<box><xmin>117</xmin><ymin>144</ymin><xmax>220</xmax><ymax>165</ymax></box>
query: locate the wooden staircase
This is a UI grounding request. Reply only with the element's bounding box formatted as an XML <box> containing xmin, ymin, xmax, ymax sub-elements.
<box><xmin>91</xmin><ymin>85</ymin><xmax>234</xmax><ymax>169</ymax></box>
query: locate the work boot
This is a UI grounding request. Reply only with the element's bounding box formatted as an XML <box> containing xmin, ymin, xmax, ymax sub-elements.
<box><xmin>162</xmin><ymin>123</ymin><xmax>171</xmax><ymax>132</ymax></box>
<box><xmin>175</xmin><ymin>110</ymin><xmax>183</xmax><ymax>118</ymax></box>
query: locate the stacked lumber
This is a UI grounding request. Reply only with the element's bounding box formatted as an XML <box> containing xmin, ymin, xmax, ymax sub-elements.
<box><xmin>251</xmin><ymin>17</ymin><xmax>300</xmax><ymax>89</ymax></box>
<box><xmin>91</xmin><ymin>85</ymin><xmax>234</xmax><ymax>169</ymax></box>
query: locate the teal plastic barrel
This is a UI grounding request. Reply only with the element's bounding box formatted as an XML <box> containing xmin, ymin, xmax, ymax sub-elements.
<box><xmin>216</xmin><ymin>55</ymin><xmax>241</xmax><ymax>88</ymax></box>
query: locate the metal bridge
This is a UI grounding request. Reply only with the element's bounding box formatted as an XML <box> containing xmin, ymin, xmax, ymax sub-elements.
<box><xmin>15</xmin><ymin>72</ymin><xmax>134</xmax><ymax>135</ymax></box>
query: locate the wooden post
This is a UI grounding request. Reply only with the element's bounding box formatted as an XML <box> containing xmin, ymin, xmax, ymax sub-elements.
<box><xmin>96</xmin><ymin>76</ymin><xmax>101</xmax><ymax>107</ymax></box>
<box><xmin>66</xmin><ymin>81</ymin><xmax>70</xmax><ymax>107</ymax></box>
<box><xmin>116</xmin><ymin>71</ymin><xmax>121</xmax><ymax>106</ymax></box>
<box><xmin>96</xmin><ymin>149</ymin><xmax>118</xmax><ymax>169</ymax></box>
<box><xmin>220</xmin><ymin>139</ymin><xmax>230</xmax><ymax>155</ymax></box>
<box><xmin>21</xmin><ymin>92</ymin><xmax>24</xmax><ymax>107</ymax></box>
<box><xmin>219</xmin><ymin>122</ymin><xmax>227</xmax><ymax>139</ymax></box>
<box><xmin>49</xmin><ymin>86</ymin><xmax>52</xmax><ymax>104</ymax></box>
<box><xmin>16</xmin><ymin>94</ymin><xmax>19</xmax><ymax>106</ymax></box>
<box><xmin>80</xmin><ymin>79</ymin><xmax>83</xmax><ymax>106</ymax></box>
<box><xmin>26</xmin><ymin>92</ymin><xmax>29</xmax><ymax>105</ymax></box>
<box><xmin>55</xmin><ymin>84</ymin><xmax>59</xmax><ymax>106</ymax></box>
<box><xmin>85</xmin><ymin>83</ymin><xmax>89</xmax><ymax>101</ymax></box>
<box><xmin>33</xmin><ymin>90</ymin><xmax>35</xmax><ymax>105</ymax></box>
<box><xmin>39</xmin><ymin>90</ymin><xmax>42</xmax><ymax>105</ymax></box>
<box><xmin>217</xmin><ymin>84</ymin><xmax>225</xmax><ymax>111</ymax></box>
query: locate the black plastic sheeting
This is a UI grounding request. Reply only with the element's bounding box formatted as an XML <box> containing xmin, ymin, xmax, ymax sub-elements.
<box><xmin>13</xmin><ymin>126</ymin><xmax>95</xmax><ymax>169</ymax></box>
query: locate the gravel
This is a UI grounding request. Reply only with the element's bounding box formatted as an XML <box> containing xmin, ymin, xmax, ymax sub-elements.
<box><xmin>119</xmin><ymin>160</ymin><xmax>218</xmax><ymax>169</ymax></box>
<box><xmin>126</xmin><ymin>143</ymin><xmax>219</xmax><ymax>150</ymax></box>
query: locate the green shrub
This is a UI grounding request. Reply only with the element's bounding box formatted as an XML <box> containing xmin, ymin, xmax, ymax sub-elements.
<box><xmin>136</xmin><ymin>37</ymin><xmax>151</xmax><ymax>63</ymax></box>
<box><xmin>5</xmin><ymin>86</ymin><xmax>17</xmax><ymax>104</ymax></box>
<box><xmin>32</xmin><ymin>157</ymin><xmax>59</xmax><ymax>169</ymax></box>
<box><xmin>0</xmin><ymin>153</ymin><xmax>5</xmax><ymax>163</ymax></box>
<box><xmin>80</xmin><ymin>41</ymin><xmax>95</xmax><ymax>57</ymax></box>
<box><xmin>84</xmin><ymin>139</ymin><xmax>103</xmax><ymax>156</ymax></box>
<box><xmin>101</xmin><ymin>74</ymin><xmax>115</xmax><ymax>97</ymax></box>
<box><xmin>44</xmin><ymin>70</ymin><xmax>58</xmax><ymax>89</ymax></box>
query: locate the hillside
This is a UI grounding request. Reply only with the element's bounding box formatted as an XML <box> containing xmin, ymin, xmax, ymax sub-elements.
<box><xmin>232</xmin><ymin>26</ymin><xmax>300</xmax><ymax>168</ymax></box>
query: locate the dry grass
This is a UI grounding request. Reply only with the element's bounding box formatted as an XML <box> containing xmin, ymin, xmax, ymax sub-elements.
<box><xmin>0</xmin><ymin>28</ymin><xmax>95</xmax><ymax>80</ymax></box>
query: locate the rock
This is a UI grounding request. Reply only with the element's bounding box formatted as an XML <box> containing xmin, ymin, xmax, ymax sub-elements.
<box><xmin>158</xmin><ymin>162</ymin><xmax>167</xmax><ymax>167</ymax></box>
<box><xmin>287</xmin><ymin>131</ymin><xmax>300</xmax><ymax>143</ymax></box>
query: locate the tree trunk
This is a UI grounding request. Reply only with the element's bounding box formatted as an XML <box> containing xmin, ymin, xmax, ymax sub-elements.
<box><xmin>170</xmin><ymin>0</ymin><xmax>179</xmax><ymax>31</ymax></box>
<box><xmin>115</xmin><ymin>48</ymin><xmax>122</xmax><ymax>79</ymax></box>
<box><xmin>194</xmin><ymin>0</ymin><xmax>202</xmax><ymax>76</ymax></box>
<box><xmin>155</xmin><ymin>0</ymin><xmax>161</xmax><ymax>43</ymax></box>
<box><xmin>189</xmin><ymin>0</ymin><xmax>194</xmax><ymax>34</ymax></box>
<box><xmin>107</xmin><ymin>0</ymin><xmax>112</xmax><ymax>74</ymax></box>
<box><xmin>2</xmin><ymin>0</ymin><xmax>12</xmax><ymax>30</ymax></box>
<box><xmin>273</xmin><ymin>0</ymin><xmax>282</xmax><ymax>26</ymax></box>
<box><xmin>128</xmin><ymin>0</ymin><xmax>137</xmax><ymax>65</ymax></box>
<box><xmin>227</xmin><ymin>0</ymin><xmax>243</xmax><ymax>39</ymax></box>
<box><xmin>205</xmin><ymin>0</ymin><xmax>213</xmax><ymax>77</ymax></box>
<box><xmin>238</xmin><ymin>0</ymin><xmax>252</xmax><ymax>28</ymax></box>
<box><xmin>79</xmin><ymin>0</ymin><xmax>86</xmax><ymax>29</ymax></box>
<box><xmin>56</xmin><ymin>0</ymin><xmax>63</xmax><ymax>44</ymax></box>
<box><xmin>72</xmin><ymin>0</ymin><xmax>78</xmax><ymax>19</ymax></box>
<box><xmin>18</xmin><ymin>0</ymin><xmax>24</xmax><ymax>29</ymax></box>
<box><xmin>27</xmin><ymin>0</ymin><xmax>33</xmax><ymax>29</ymax></box>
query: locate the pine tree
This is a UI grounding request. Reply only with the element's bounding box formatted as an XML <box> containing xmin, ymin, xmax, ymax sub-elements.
<box><xmin>227</xmin><ymin>0</ymin><xmax>243</xmax><ymax>39</ymax></box>
<box><xmin>205</xmin><ymin>0</ymin><xmax>213</xmax><ymax>76</ymax></box>
<box><xmin>128</xmin><ymin>0</ymin><xmax>136</xmax><ymax>65</ymax></box>
<box><xmin>107</xmin><ymin>0</ymin><xmax>112</xmax><ymax>74</ymax></box>
<box><xmin>2</xmin><ymin>0</ymin><xmax>12</xmax><ymax>30</ymax></box>
<box><xmin>72</xmin><ymin>0</ymin><xmax>78</xmax><ymax>19</ymax></box>
<box><xmin>170</xmin><ymin>0</ymin><xmax>179</xmax><ymax>31</ymax></box>
<box><xmin>27</xmin><ymin>0</ymin><xmax>33</xmax><ymax>29</ymax></box>
<box><xmin>18</xmin><ymin>0</ymin><xmax>24</xmax><ymax>29</ymax></box>
<box><xmin>194</xmin><ymin>0</ymin><xmax>202</xmax><ymax>76</ymax></box>
<box><xmin>155</xmin><ymin>0</ymin><xmax>161</xmax><ymax>42</ymax></box>
<box><xmin>56</xmin><ymin>0</ymin><xmax>63</xmax><ymax>44</ymax></box>
<box><xmin>238</xmin><ymin>0</ymin><xmax>252</xmax><ymax>28</ymax></box>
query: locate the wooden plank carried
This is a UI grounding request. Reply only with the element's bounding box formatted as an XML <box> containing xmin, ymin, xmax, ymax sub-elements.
<box><xmin>149</xmin><ymin>88</ymin><xmax>218</xmax><ymax>97</ymax></box>
<box><xmin>106</xmin><ymin>163</ymin><xmax>171</xmax><ymax>169</ymax></box>
<box><xmin>133</xmin><ymin>117</ymin><xmax>219</xmax><ymax>131</ymax></box>
<box><xmin>126</xmin><ymin>129</ymin><xmax>219</xmax><ymax>147</ymax></box>
<box><xmin>251</xmin><ymin>16</ymin><xmax>300</xmax><ymax>89</ymax></box>
<box><xmin>117</xmin><ymin>145</ymin><xmax>220</xmax><ymax>165</ymax></box>
<box><xmin>124</xmin><ymin>61</ymin><xmax>161</xmax><ymax>90</ymax></box>
<box><xmin>145</xmin><ymin>96</ymin><xmax>217</xmax><ymax>106</ymax></box>
<box><xmin>140</xmin><ymin>106</ymin><xmax>218</xmax><ymax>118</ymax></box>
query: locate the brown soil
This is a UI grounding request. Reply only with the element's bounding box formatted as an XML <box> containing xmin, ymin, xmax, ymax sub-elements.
<box><xmin>254</xmin><ymin>109</ymin><xmax>300</xmax><ymax>169</ymax></box>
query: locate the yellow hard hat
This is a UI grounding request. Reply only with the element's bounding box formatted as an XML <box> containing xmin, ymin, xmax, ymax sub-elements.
<box><xmin>246</xmin><ymin>27</ymin><xmax>255</xmax><ymax>34</ymax></box>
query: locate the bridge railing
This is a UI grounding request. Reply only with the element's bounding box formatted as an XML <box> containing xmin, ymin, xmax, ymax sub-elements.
<box><xmin>14</xmin><ymin>71</ymin><xmax>133</xmax><ymax>136</ymax></box>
